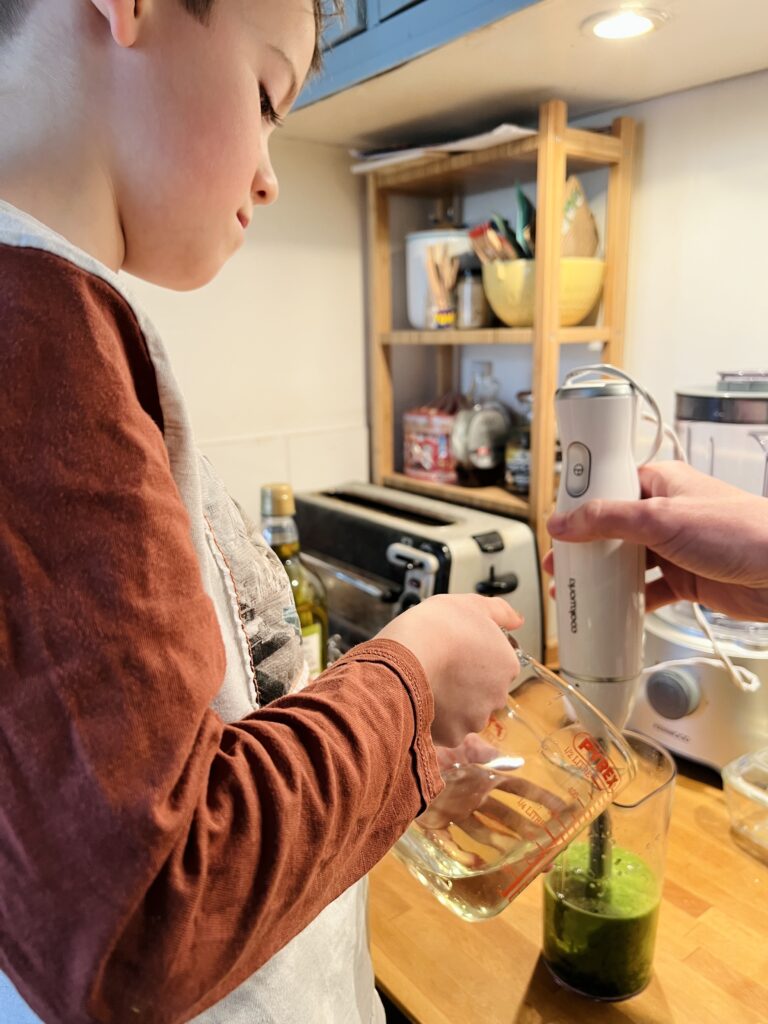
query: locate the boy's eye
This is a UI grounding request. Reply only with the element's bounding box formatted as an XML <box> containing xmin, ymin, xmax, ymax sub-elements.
<box><xmin>260</xmin><ymin>86</ymin><xmax>283</xmax><ymax>128</ymax></box>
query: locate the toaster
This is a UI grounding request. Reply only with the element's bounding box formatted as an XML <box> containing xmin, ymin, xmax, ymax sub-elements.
<box><xmin>294</xmin><ymin>483</ymin><xmax>543</xmax><ymax>659</ymax></box>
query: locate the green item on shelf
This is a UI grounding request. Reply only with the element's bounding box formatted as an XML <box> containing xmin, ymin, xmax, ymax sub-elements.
<box><xmin>515</xmin><ymin>184</ymin><xmax>536</xmax><ymax>258</ymax></box>
<box><xmin>543</xmin><ymin>842</ymin><xmax>660</xmax><ymax>1001</ymax></box>
<box><xmin>490</xmin><ymin>212</ymin><xmax>524</xmax><ymax>258</ymax></box>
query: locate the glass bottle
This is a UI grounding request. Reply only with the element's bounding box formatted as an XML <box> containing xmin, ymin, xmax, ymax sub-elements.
<box><xmin>261</xmin><ymin>483</ymin><xmax>329</xmax><ymax>679</ymax></box>
<box><xmin>456</xmin><ymin>255</ymin><xmax>491</xmax><ymax>329</ymax></box>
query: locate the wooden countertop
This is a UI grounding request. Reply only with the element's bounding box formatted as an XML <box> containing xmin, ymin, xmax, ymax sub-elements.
<box><xmin>369</xmin><ymin>774</ymin><xmax>768</xmax><ymax>1023</ymax></box>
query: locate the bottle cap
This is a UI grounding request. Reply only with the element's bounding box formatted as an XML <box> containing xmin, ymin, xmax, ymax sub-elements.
<box><xmin>261</xmin><ymin>483</ymin><xmax>295</xmax><ymax>517</ymax></box>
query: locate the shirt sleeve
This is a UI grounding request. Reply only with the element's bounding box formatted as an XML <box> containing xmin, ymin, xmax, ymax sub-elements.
<box><xmin>0</xmin><ymin>246</ymin><xmax>442</xmax><ymax>1024</ymax></box>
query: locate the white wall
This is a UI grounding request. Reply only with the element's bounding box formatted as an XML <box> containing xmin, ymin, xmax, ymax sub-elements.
<box><xmin>455</xmin><ymin>70</ymin><xmax>768</xmax><ymax>423</ymax></box>
<box><xmin>599</xmin><ymin>69</ymin><xmax>768</xmax><ymax>422</ymax></box>
<box><xmin>126</xmin><ymin>136</ymin><xmax>368</xmax><ymax>521</ymax></box>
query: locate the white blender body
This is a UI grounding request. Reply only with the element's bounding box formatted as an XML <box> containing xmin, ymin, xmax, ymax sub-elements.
<box><xmin>553</xmin><ymin>379</ymin><xmax>646</xmax><ymax>727</ymax></box>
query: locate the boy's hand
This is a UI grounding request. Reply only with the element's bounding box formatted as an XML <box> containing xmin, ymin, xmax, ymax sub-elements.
<box><xmin>377</xmin><ymin>594</ymin><xmax>522</xmax><ymax>747</ymax></box>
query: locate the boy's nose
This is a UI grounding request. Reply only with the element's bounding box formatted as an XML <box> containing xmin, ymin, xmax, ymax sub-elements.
<box><xmin>252</xmin><ymin>158</ymin><xmax>279</xmax><ymax>206</ymax></box>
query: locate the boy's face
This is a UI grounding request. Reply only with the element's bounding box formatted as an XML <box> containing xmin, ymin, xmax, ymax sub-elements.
<box><xmin>105</xmin><ymin>0</ymin><xmax>316</xmax><ymax>290</ymax></box>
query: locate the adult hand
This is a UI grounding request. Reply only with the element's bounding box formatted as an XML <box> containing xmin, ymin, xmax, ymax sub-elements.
<box><xmin>544</xmin><ymin>460</ymin><xmax>768</xmax><ymax>622</ymax></box>
<box><xmin>377</xmin><ymin>594</ymin><xmax>522</xmax><ymax>747</ymax></box>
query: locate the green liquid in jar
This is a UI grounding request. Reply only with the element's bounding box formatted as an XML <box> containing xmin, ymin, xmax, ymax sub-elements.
<box><xmin>543</xmin><ymin>843</ymin><xmax>660</xmax><ymax>1001</ymax></box>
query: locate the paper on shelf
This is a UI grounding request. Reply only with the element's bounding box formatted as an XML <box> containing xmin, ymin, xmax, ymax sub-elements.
<box><xmin>350</xmin><ymin>123</ymin><xmax>535</xmax><ymax>174</ymax></box>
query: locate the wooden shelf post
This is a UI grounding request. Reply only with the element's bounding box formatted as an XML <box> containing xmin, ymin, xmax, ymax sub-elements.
<box><xmin>530</xmin><ymin>99</ymin><xmax>568</xmax><ymax>655</ymax></box>
<box><xmin>368</xmin><ymin>175</ymin><xmax>394</xmax><ymax>483</ymax></box>
<box><xmin>602</xmin><ymin>116</ymin><xmax>637</xmax><ymax>367</ymax></box>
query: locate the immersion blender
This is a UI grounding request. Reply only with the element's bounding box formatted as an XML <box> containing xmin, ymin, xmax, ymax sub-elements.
<box><xmin>552</xmin><ymin>367</ymin><xmax>649</xmax><ymax>881</ymax></box>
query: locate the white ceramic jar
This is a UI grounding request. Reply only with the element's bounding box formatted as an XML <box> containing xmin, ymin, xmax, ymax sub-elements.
<box><xmin>405</xmin><ymin>228</ymin><xmax>471</xmax><ymax>330</ymax></box>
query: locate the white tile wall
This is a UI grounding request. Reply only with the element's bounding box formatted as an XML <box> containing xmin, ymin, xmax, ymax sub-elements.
<box><xmin>287</xmin><ymin>425</ymin><xmax>370</xmax><ymax>494</ymax></box>
<box><xmin>199</xmin><ymin>425</ymin><xmax>370</xmax><ymax>521</ymax></box>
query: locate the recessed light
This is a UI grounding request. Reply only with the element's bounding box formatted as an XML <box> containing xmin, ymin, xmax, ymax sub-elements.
<box><xmin>581</xmin><ymin>7</ymin><xmax>669</xmax><ymax>40</ymax></box>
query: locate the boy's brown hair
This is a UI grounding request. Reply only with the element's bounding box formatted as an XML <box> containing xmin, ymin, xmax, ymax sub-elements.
<box><xmin>0</xmin><ymin>1</ymin><xmax>342</xmax><ymax>71</ymax></box>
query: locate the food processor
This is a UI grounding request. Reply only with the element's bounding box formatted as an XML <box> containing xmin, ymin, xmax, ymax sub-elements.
<box><xmin>628</xmin><ymin>369</ymin><xmax>768</xmax><ymax>769</ymax></box>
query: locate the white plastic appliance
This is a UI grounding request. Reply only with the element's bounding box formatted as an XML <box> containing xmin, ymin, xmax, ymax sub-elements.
<box><xmin>552</xmin><ymin>372</ymin><xmax>647</xmax><ymax>728</ymax></box>
<box><xmin>631</xmin><ymin>604</ymin><xmax>768</xmax><ymax>769</ymax></box>
<box><xmin>627</xmin><ymin>370</ymin><xmax>768</xmax><ymax>768</ymax></box>
<box><xmin>676</xmin><ymin>370</ymin><xmax>768</xmax><ymax>496</ymax></box>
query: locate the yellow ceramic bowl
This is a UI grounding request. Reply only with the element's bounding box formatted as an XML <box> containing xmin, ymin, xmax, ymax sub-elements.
<box><xmin>482</xmin><ymin>257</ymin><xmax>606</xmax><ymax>328</ymax></box>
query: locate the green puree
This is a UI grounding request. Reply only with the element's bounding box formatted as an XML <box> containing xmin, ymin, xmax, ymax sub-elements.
<box><xmin>543</xmin><ymin>843</ymin><xmax>660</xmax><ymax>1000</ymax></box>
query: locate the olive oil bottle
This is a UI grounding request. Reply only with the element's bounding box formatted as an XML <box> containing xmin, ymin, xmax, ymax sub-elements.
<box><xmin>261</xmin><ymin>483</ymin><xmax>328</xmax><ymax>678</ymax></box>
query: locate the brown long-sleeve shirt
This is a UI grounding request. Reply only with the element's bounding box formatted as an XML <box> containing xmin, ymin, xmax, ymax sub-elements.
<box><xmin>0</xmin><ymin>242</ymin><xmax>442</xmax><ymax>1023</ymax></box>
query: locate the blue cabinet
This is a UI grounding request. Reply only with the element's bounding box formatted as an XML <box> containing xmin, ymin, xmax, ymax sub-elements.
<box><xmin>321</xmin><ymin>0</ymin><xmax>366</xmax><ymax>48</ymax></box>
<box><xmin>302</xmin><ymin>0</ymin><xmax>538</xmax><ymax>109</ymax></box>
<box><xmin>377</xmin><ymin>0</ymin><xmax>426</xmax><ymax>20</ymax></box>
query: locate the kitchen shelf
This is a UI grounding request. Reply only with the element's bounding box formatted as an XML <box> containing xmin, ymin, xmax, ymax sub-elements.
<box><xmin>367</xmin><ymin>98</ymin><xmax>636</xmax><ymax>665</ymax></box>
<box><xmin>381</xmin><ymin>326</ymin><xmax>612</xmax><ymax>346</ymax></box>
<box><xmin>375</xmin><ymin>128</ymin><xmax>623</xmax><ymax>197</ymax></box>
<box><xmin>383</xmin><ymin>473</ymin><xmax>529</xmax><ymax>518</ymax></box>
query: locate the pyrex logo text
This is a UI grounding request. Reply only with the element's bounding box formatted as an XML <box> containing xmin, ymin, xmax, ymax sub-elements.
<box><xmin>573</xmin><ymin>732</ymin><xmax>620</xmax><ymax>790</ymax></box>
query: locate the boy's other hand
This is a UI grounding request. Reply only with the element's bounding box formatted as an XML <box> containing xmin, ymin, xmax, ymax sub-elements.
<box><xmin>378</xmin><ymin>594</ymin><xmax>522</xmax><ymax>747</ymax></box>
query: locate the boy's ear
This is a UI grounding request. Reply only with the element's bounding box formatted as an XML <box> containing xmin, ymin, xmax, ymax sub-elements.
<box><xmin>89</xmin><ymin>1</ymin><xmax>152</xmax><ymax>48</ymax></box>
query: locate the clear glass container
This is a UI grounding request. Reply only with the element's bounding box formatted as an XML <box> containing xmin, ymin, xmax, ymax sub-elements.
<box><xmin>723</xmin><ymin>747</ymin><xmax>768</xmax><ymax>865</ymax></box>
<box><xmin>543</xmin><ymin>732</ymin><xmax>676</xmax><ymax>1001</ymax></box>
<box><xmin>393</xmin><ymin>647</ymin><xmax>636</xmax><ymax>921</ymax></box>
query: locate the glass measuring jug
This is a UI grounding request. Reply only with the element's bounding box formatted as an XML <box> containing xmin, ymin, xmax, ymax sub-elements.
<box><xmin>543</xmin><ymin>732</ymin><xmax>676</xmax><ymax>1000</ymax></box>
<box><xmin>393</xmin><ymin>648</ymin><xmax>636</xmax><ymax>921</ymax></box>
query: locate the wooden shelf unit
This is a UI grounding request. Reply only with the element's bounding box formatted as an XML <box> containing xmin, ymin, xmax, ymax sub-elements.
<box><xmin>382</xmin><ymin>472</ymin><xmax>529</xmax><ymax>518</ymax></box>
<box><xmin>382</xmin><ymin>326</ymin><xmax>613</xmax><ymax>346</ymax></box>
<box><xmin>366</xmin><ymin>99</ymin><xmax>636</xmax><ymax>663</ymax></box>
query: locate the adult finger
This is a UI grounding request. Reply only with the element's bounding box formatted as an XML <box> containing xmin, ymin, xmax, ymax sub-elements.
<box><xmin>639</xmin><ymin>460</ymin><xmax>739</xmax><ymax>500</ymax></box>
<box><xmin>645</xmin><ymin>575</ymin><xmax>679</xmax><ymax>612</ymax></box>
<box><xmin>542</xmin><ymin>549</ymin><xmax>554</xmax><ymax>576</ymax></box>
<box><xmin>547</xmin><ymin>497</ymin><xmax>672</xmax><ymax>547</ymax></box>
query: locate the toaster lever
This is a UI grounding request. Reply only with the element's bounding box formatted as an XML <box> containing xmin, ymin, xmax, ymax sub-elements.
<box><xmin>476</xmin><ymin>566</ymin><xmax>519</xmax><ymax>597</ymax></box>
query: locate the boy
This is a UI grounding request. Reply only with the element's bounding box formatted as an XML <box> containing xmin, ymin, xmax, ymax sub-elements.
<box><xmin>0</xmin><ymin>2</ymin><xmax>522</xmax><ymax>1022</ymax></box>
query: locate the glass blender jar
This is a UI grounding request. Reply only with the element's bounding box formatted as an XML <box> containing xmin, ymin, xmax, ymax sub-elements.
<box><xmin>543</xmin><ymin>731</ymin><xmax>676</xmax><ymax>1001</ymax></box>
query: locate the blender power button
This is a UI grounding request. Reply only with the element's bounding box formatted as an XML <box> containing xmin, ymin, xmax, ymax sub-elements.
<box><xmin>565</xmin><ymin>442</ymin><xmax>592</xmax><ymax>498</ymax></box>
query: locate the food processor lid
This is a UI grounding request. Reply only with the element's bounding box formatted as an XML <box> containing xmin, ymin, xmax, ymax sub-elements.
<box><xmin>717</xmin><ymin>370</ymin><xmax>768</xmax><ymax>393</ymax></box>
<box><xmin>556</xmin><ymin>380</ymin><xmax>633</xmax><ymax>400</ymax></box>
<box><xmin>676</xmin><ymin>371</ymin><xmax>768</xmax><ymax>424</ymax></box>
<box><xmin>652</xmin><ymin>602</ymin><xmax>768</xmax><ymax>653</ymax></box>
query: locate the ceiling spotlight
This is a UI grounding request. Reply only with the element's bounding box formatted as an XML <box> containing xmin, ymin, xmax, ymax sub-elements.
<box><xmin>582</xmin><ymin>8</ymin><xmax>669</xmax><ymax>40</ymax></box>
